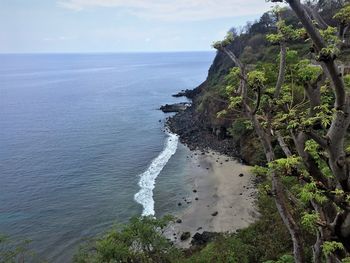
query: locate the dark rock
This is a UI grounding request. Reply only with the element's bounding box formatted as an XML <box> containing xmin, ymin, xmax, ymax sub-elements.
<box><xmin>239</xmin><ymin>173</ymin><xmax>244</xmax><ymax>177</ymax></box>
<box><xmin>193</xmin><ymin>189</ymin><xmax>197</xmax><ymax>193</ymax></box>
<box><xmin>176</xmin><ymin>219</ymin><xmax>182</xmax><ymax>224</ymax></box>
<box><xmin>172</xmin><ymin>89</ymin><xmax>198</xmax><ymax>99</ymax></box>
<box><xmin>191</xmin><ymin>231</ymin><xmax>219</xmax><ymax>246</ymax></box>
<box><xmin>195</xmin><ymin>197</ymin><xmax>199</xmax><ymax>201</ymax></box>
<box><xmin>178</xmin><ymin>202</ymin><xmax>182</xmax><ymax>206</ymax></box>
<box><xmin>180</xmin><ymin>232</ymin><xmax>191</xmax><ymax>241</ymax></box>
<box><xmin>196</xmin><ymin>227</ymin><xmax>203</xmax><ymax>231</ymax></box>
<box><xmin>160</xmin><ymin>102</ymin><xmax>191</xmax><ymax>113</ymax></box>
<box><xmin>211</xmin><ymin>211</ymin><xmax>218</xmax><ymax>216</ymax></box>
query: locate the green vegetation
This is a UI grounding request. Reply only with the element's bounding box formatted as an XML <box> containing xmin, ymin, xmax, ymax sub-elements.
<box><xmin>73</xmin><ymin>216</ymin><xmax>182</xmax><ymax>263</ymax></box>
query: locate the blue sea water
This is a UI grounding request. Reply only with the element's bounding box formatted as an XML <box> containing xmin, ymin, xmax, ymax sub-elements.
<box><xmin>0</xmin><ymin>52</ymin><xmax>215</xmax><ymax>262</ymax></box>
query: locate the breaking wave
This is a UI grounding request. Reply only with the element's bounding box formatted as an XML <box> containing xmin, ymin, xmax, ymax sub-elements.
<box><xmin>134</xmin><ymin>133</ymin><xmax>178</xmax><ymax>216</ymax></box>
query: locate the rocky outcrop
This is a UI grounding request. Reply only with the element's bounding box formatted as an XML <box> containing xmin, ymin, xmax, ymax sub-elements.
<box><xmin>172</xmin><ymin>89</ymin><xmax>200</xmax><ymax>99</ymax></box>
<box><xmin>160</xmin><ymin>102</ymin><xmax>191</xmax><ymax>113</ymax></box>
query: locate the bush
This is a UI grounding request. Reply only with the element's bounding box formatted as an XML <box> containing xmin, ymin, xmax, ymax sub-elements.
<box><xmin>73</xmin><ymin>216</ymin><xmax>183</xmax><ymax>263</ymax></box>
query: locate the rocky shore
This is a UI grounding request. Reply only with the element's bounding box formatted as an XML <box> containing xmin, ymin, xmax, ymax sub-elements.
<box><xmin>160</xmin><ymin>102</ymin><xmax>191</xmax><ymax>113</ymax></box>
<box><xmin>166</xmin><ymin>103</ymin><xmax>238</xmax><ymax>158</ymax></box>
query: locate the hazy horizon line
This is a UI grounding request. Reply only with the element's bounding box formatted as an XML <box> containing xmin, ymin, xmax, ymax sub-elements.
<box><xmin>0</xmin><ymin>50</ymin><xmax>216</xmax><ymax>55</ymax></box>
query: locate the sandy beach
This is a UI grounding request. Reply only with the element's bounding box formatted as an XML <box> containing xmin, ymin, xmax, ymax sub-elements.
<box><xmin>165</xmin><ymin>149</ymin><xmax>259</xmax><ymax>247</ymax></box>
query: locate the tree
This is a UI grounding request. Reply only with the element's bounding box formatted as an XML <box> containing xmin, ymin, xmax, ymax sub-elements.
<box><xmin>74</xmin><ymin>216</ymin><xmax>182</xmax><ymax>263</ymax></box>
<box><xmin>213</xmin><ymin>1</ymin><xmax>350</xmax><ymax>262</ymax></box>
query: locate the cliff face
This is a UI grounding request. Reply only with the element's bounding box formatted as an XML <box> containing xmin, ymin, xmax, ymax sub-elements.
<box><xmin>168</xmin><ymin>49</ymin><xmax>266</xmax><ymax>165</ymax></box>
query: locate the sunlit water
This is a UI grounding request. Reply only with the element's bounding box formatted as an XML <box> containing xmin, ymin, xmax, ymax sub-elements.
<box><xmin>0</xmin><ymin>52</ymin><xmax>214</xmax><ymax>262</ymax></box>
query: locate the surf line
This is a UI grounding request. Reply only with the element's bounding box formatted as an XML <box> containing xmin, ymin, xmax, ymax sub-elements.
<box><xmin>134</xmin><ymin>132</ymin><xmax>179</xmax><ymax>216</ymax></box>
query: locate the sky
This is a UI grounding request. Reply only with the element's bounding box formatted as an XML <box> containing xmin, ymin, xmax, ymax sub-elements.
<box><xmin>0</xmin><ymin>0</ymin><xmax>276</xmax><ymax>53</ymax></box>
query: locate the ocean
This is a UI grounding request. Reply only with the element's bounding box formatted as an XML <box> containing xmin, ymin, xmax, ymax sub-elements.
<box><xmin>0</xmin><ymin>52</ymin><xmax>215</xmax><ymax>262</ymax></box>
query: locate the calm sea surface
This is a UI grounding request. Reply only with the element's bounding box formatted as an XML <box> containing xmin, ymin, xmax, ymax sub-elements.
<box><xmin>0</xmin><ymin>52</ymin><xmax>215</xmax><ymax>262</ymax></box>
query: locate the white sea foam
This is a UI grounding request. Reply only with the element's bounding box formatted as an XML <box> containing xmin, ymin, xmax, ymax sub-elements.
<box><xmin>134</xmin><ymin>132</ymin><xmax>179</xmax><ymax>216</ymax></box>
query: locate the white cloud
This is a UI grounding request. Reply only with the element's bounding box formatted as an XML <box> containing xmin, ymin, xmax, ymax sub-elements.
<box><xmin>57</xmin><ymin>0</ymin><xmax>275</xmax><ymax>21</ymax></box>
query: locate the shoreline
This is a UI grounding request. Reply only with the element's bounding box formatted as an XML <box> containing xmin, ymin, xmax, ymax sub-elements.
<box><xmin>164</xmin><ymin>147</ymin><xmax>259</xmax><ymax>247</ymax></box>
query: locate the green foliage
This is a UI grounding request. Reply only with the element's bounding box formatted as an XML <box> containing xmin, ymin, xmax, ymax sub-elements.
<box><xmin>301</xmin><ymin>212</ymin><xmax>320</xmax><ymax>234</ymax></box>
<box><xmin>344</xmin><ymin>74</ymin><xmax>350</xmax><ymax>92</ymax></box>
<box><xmin>334</xmin><ymin>3</ymin><xmax>350</xmax><ymax>24</ymax></box>
<box><xmin>295</xmin><ymin>60</ymin><xmax>322</xmax><ymax>83</ymax></box>
<box><xmin>247</xmin><ymin>70</ymin><xmax>267</xmax><ymax>89</ymax></box>
<box><xmin>266</xmin><ymin>20</ymin><xmax>304</xmax><ymax>44</ymax></box>
<box><xmin>224</xmin><ymin>67</ymin><xmax>241</xmax><ymax>89</ymax></box>
<box><xmin>299</xmin><ymin>182</ymin><xmax>327</xmax><ymax>204</ymax></box>
<box><xmin>322</xmin><ymin>241</ymin><xmax>345</xmax><ymax>256</ymax></box>
<box><xmin>268</xmin><ymin>156</ymin><xmax>301</xmax><ymax>175</ymax></box>
<box><xmin>252</xmin><ymin>165</ymin><xmax>269</xmax><ymax>177</ymax></box>
<box><xmin>304</xmin><ymin>140</ymin><xmax>332</xmax><ymax>178</ymax></box>
<box><xmin>74</xmin><ymin>216</ymin><xmax>181</xmax><ymax>263</ymax></box>
<box><xmin>212</xmin><ymin>32</ymin><xmax>235</xmax><ymax>49</ymax></box>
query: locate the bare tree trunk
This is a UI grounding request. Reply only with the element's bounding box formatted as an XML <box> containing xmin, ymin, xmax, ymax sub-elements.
<box><xmin>272</xmin><ymin>172</ymin><xmax>305</xmax><ymax>263</ymax></box>
<box><xmin>276</xmin><ymin>131</ymin><xmax>292</xmax><ymax>157</ymax></box>
<box><xmin>275</xmin><ymin>42</ymin><xmax>287</xmax><ymax>98</ymax></box>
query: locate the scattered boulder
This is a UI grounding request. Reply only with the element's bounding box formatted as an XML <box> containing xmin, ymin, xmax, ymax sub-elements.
<box><xmin>193</xmin><ymin>189</ymin><xmax>197</xmax><ymax>193</ymax></box>
<box><xmin>211</xmin><ymin>211</ymin><xmax>218</xmax><ymax>216</ymax></box>
<box><xmin>195</xmin><ymin>197</ymin><xmax>199</xmax><ymax>201</ymax></box>
<box><xmin>239</xmin><ymin>173</ymin><xmax>244</xmax><ymax>177</ymax></box>
<box><xmin>178</xmin><ymin>202</ymin><xmax>182</xmax><ymax>206</ymax></box>
<box><xmin>176</xmin><ymin>219</ymin><xmax>182</xmax><ymax>224</ymax></box>
<box><xmin>180</xmin><ymin>232</ymin><xmax>191</xmax><ymax>241</ymax></box>
<box><xmin>191</xmin><ymin>232</ymin><xmax>219</xmax><ymax>246</ymax></box>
